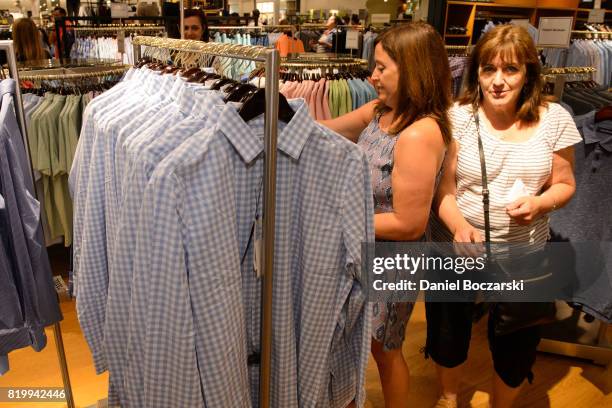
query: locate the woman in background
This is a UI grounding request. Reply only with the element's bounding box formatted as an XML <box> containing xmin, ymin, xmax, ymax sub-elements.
<box><xmin>12</xmin><ymin>18</ymin><xmax>50</xmax><ymax>62</ymax></box>
<box><xmin>183</xmin><ymin>8</ymin><xmax>210</xmax><ymax>42</ymax></box>
<box><xmin>311</xmin><ymin>15</ymin><xmax>341</xmax><ymax>53</ymax></box>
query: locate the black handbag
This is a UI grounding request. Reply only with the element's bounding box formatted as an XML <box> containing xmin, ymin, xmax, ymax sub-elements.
<box><xmin>474</xmin><ymin>112</ymin><xmax>557</xmax><ymax>336</ymax></box>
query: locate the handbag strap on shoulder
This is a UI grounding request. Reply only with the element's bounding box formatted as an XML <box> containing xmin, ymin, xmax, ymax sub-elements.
<box><xmin>474</xmin><ymin>111</ymin><xmax>492</xmax><ymax>257</ymax></box>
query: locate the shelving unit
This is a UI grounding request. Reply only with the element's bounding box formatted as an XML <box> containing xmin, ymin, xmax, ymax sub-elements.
<box><xmin>443</xmin><ymin>0</ymin><xmax>612</xmax><ymax>44</ymax></box>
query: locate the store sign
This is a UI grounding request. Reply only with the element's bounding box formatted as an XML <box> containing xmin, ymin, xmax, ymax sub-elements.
<box><xmin>537</xmin><ymin>17</ymin><xmax>573</xmax><ymax>48</ymax></box>
<box><xmin>588</xmin><ymin>9</ymin><xmax>605</xmax><ymax>24</ymax></box>
<box><xmin>371</xmin><ymin>14</ymin><xmax>390</xmax><ymax>24</ymax></box>
<box><xmin>346</xmin><ymin>30</ymin><xmax>359</xmax><ymax>50</ymax></box>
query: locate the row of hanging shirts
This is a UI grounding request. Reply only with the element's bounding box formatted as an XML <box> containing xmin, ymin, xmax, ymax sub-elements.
<box><xmin>211</xmin><ymin>30</ymin><xmax>273</xmax><ymax>47</ymax></box>
<box><xmin>277</xmin><ymin>67</ymin><xmax>377</xmax><ymax>120</ymax></box>
<box><xmin>0</xmin><ymin>78</ymin><xmax>62</xmax><ymax>375</ymax></box>
<box><xmin>21</xmin><ymin>71</ymin><xmax>124</xmax><ymax>247</ymax></box>
<box><xmin>72</xmin><ymin>60</ymin><xmax>374</xmax><ymax>408</ymax></box>
<box><xmin>549</xmin><ymin>79</ymin><xmax>612</xmax><ymax>323</ymax></box>
<box><xmin>70</xmin><ymin>28</ymin><xmax>166</xmax><ymax>65</ymax></box>
<box><xmin>541</xmin><ymin>39</ymin><xmax>612</xmax><ymax>87</ymax></box>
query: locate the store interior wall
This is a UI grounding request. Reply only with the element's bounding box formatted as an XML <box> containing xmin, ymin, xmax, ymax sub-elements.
<box><xmin>300</xmin><ymin>0</ymin><xmax>367</xmax><ymax>14</ymax></box>
<box><xmin>365</xmin><ymin>0</ymin><xmax>401</xmax><ymax>18</ymax></box>
<box><xmin>1</xmin><ymin>0</ymin><xmax>69</xmax><ymax>18</ymax></box>
<box><xmin>228</xmin><ymin>0</ymin><xmax>255</xmax><ymax>15</ymax></box>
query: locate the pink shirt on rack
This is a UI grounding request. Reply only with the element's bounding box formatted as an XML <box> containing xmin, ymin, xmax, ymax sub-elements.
<box><xmin>322</xmin><ymin>80</ymin><xmax>332</xmax><ymax>120</ymax></box>
<box><xmin>308</xmin><ymin>80</ymin><xmax>319</xmax><ymax>118</ymax></box>
<box><xmin>315</xmin><ymin>78</ymin><xmax>326</xmax><ymax>120</ymax></box>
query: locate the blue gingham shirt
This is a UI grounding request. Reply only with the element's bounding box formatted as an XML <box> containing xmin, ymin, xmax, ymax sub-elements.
<box><xmin>73</xmin><ymin>70</ymin><xmax>166</xmax><ymax>372</ymax></box>
<box><xmin>126</xmin><ymin>99</ymin><xmax>373</xmax><ymax>407</ymax></box>
<box><xmin>104</xmin><ymin>90</ymin><xmax>222</xmax><ymax>407</ymax></box>
<box><xmin>72</xmin><ymin>69</ymin><xmax>176</xmax><ymax>368</ymax></box>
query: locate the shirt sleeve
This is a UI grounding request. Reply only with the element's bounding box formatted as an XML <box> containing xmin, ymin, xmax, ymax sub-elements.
<box><xmin>449</xmin><ymin>103</ymin><xmax>473</xmax><ymax>143</ymax></box>
<box><xmin>337</xmin><ymin>148</ymin><xmax>375</xmax><ymax>408</ymax></box>
<box><xmin>125</xmin><ymin>171</ymin><xmax>203</xmax><ymax>408</ymax></box>
<box><xmin>549</xmin><ymin>103</ymin><xmax>583</xmax><ymax>151</ymax></box>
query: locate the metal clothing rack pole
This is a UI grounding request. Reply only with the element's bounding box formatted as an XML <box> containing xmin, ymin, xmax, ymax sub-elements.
<box><xmin>18</xmin><ymin>66</ymin><xmax>130</xmax><ymax>81</ymax></box>
<box><xmin>571</xmin><ymin>30</ymin><xmax>612</xmax><ymax>39</ymax></box>
<box><xmin>0</xmin><ymin>40</ymin><xmax>75</xmax><ymax>408</ymax></box>
<box><xmin>131</xmin><ymin>36</ymin><xmax>280</xmax><ymax>408</ymax></box>
<box><xmin>180</xmin><ymin>0</ymin><xmax>184</xmax><ymax>39</ymax></box>
<box><xmin>71</xmin><ymin>26</ymin><xmax>166</xmax><ymax>33</ymax></box>
<box><xmin>209</xmin><ymin>25</ymin><xmax>296</xmax><ymax>30</ymax></box>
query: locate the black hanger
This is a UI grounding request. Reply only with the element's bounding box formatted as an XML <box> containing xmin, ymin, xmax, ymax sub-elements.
<box><xmin>187</xmin><ymin>70</ymin><xmax>207</xmax><ymax>83</ymax></box>
<box><xmin>223</xmin><ymin>82</ymin><xmax>242</xmax><ymax>95</ymax></box>
<box><xmin>198</xmin><ymin>72</ymin><xmax>221</xmax><ymax>84</ymax></box>
<box><xmin>163</xmin><ymin>65</ymin><xmax>180</xmax><ymax>74</ymax></box>
<box><xmin>211</xmin><ymin>78</ymin><xmax>235</xmax><ymax>90</ymax></box>
<box><xmin>225</xmin><ymin>83</ymin><xmax>257</xmax><ymax>103</ymax></box>
<box><xmin>239</xmin><ymin>89</ymin><xmax>295</xmax><ymax>123</ymax></box>
<box><xmin>180</xmin><ymin>67</ymin><xmax>201</xmax><ymax>78</ymax></box>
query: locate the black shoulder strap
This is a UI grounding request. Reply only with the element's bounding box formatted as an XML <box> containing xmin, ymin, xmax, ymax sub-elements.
<box><xmin>474</xmin><ymin>112</ymin><xmax>492</xmax><ymax>256</ymax></box>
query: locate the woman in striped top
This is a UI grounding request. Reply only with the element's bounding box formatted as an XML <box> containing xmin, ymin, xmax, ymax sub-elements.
<box><xmin>427</xmin><ymin>25</ymin><xmax>582</xmax><ymax>408</ymax></box>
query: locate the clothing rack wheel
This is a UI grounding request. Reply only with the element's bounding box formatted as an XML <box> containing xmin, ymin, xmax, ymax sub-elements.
<box><xmin>0</xmin><ymin>40</ymin><xmax>76</xmax><ymax>408</ymax></box>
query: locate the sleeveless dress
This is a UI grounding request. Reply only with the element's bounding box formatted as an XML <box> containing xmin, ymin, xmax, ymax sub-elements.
<box><xmin>357</xmin><ymin>114</ymin><xmax>416</xmax><ymax>350</ymax></box>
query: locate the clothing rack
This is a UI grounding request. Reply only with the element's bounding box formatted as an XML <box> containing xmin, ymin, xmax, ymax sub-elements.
<box><xmin>132</xmin><ymin>35</ymin><xmax>280</xmax><ymax>408</ymax></box>
<box><xmin>543</xmin><ymin>66</ymin><xmax>597</xmax><ymax>99</ymax></box>
<box><xmin>539</xmin><ymin>64</ymin><xmax>611</xmax><ymax>363</ymax></box>
<box><xmin>71</xmin><ymin>25</ymin><xmax>166</xmax><ymax>33</ymax></box>
<box><xmin>571</xmin><ymin>30</ymin><xmax>612</xmax><ymax>39</ymax></box>
<box><xmin>280</xmin><ymin>56</ymin><xmax>367</xmax><ymax>74</ymax></box>
<box><xmin>445</xmin><ymin>45</ymin><xmax>471</xmax><ymax>55</ymax></box>
<box><xmin>299</xmin><ymin>24</ymin><xmax>365</xmax><ymax>31</ymax></box>
<box><xmin>55</xmin><ymin>16</ymin><xmax>177</xmax><ymax>58</ymax></box>
<box><xmin>18</xmin><ymin>65</ymin><xmax>130</xmax><ymax>81</ymax></box>
<box><xmin>0</xmin><ymin>40</ymin><xmax>75</xmax><ymax>408</ymax></box>
<box><xmin>209</xmin><ymin>25</ymin><xmax>296</xmax><ymax>31</ymax></box>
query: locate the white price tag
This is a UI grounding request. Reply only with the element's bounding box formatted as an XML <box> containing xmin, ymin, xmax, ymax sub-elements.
<box><xmin>253</xmin><ymin>217</ymin><xmax>262</xmax><ymax>278</ymax></box>
<box><xmin>346</xmin><ymin>30</ymin><xmax>359</xmax><ymax>50</ymax></box>
<box><xmin>117</xmin><ymin>30</ymin><xmax>125</xmax><ymax>53</ymax></box>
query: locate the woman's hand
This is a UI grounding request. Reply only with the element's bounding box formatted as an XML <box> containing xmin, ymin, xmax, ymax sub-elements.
<box><xmin>506</xmin><ymin>196</ymin><xmax>545</xmax><ymax>225</ymax></box>
<box><xmin>453</xmin><ymin>223</ymin><xmax>484</xmax><ymax>257</ymax></box>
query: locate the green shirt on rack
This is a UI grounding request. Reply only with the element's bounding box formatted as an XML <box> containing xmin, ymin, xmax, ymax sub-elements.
<box><xmin>338</xmin><ymin>79</ymin><xmax>352</xmax><ymax>116</ymax></box>
<box><xmin>27</xmin><ymin>93</ymin><xmax>54</xmax><ymax>171</ymax></box>
<box><xmin>330</xmin><ymin>80</ymin><xmax>340</xmax><ymax>119</ymax></box>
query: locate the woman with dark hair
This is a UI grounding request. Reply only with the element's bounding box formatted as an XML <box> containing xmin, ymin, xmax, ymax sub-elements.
<box><xmin>311</xmin><ymin>15</ymin><xmax>341</xmax><ymax>53</ymax></box>
<box><xmin>321</xmin><ymin>22</ymin><xmax>453</xmax><ymax>407</ymax></box>
<box><xmin>429</xmin><ymin>24</ymin><xmax>581</xmax><ymax>408</ymax></box>
<box><xmin>183</xmin><ymin>8</ymin><xmax>210</xmax><ymax>42</ymax></box>
<box><xmin>12</xmin><ymin>18</ymin><xmax>50</xmax><ymax>61</ymax></box>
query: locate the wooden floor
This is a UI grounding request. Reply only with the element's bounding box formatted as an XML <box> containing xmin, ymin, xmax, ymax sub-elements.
<box><xmin>1</xmin><ymin>248</ymin><xmax>610</xmax><ymax>407</ymax></box>
<box><xmin>1</xmin><ymin>301</ymin><xmax>609</xmax><ymax>408</ymax></box>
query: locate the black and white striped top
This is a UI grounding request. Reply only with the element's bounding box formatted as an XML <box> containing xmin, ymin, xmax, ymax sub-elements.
<box><xmin>430</xmin><ymin>102</ymin><xmax>582</xmax><ymax>245</ymax></box>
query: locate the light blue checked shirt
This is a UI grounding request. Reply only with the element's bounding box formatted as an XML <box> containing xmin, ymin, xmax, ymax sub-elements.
<box><xmin>104</xmin><ymin>90</ymin><xmax>222</xmax><ymax>408</ymax></box>
<box><xmin>73</xmin><ymin>70</ymin><xmax>166</xmax><ymax>372</ymax></box>
<box><xmin>126</xmin><ymin>99</ymin><xmax>373</xmax><ymax>408</ymax></box>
